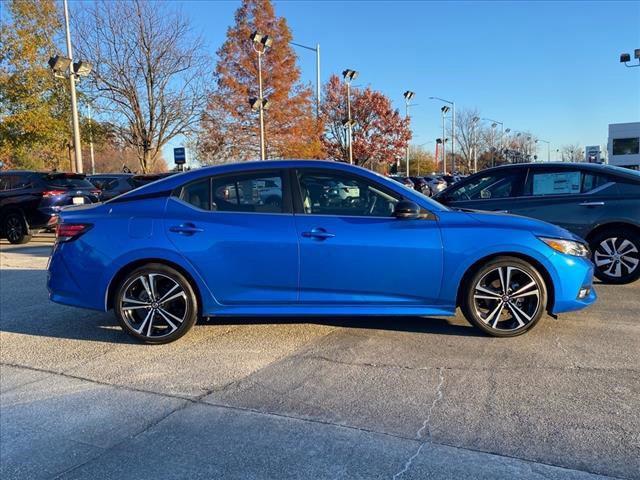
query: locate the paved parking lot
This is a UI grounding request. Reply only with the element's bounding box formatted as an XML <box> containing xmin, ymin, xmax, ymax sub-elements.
<box><xmin>1</xmin><ymin>236</ymin><xmax>638</xmax><ymax>479</ymax></box>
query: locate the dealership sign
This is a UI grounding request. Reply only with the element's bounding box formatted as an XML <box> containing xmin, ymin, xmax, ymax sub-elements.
<box><xmin>585</xmin><ymin>145</ymin><xmax>601</xmax><ymax>163</ymax></box>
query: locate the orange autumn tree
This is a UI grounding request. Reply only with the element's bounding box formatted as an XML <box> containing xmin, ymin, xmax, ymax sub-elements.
<box><xmin>198</xmin><ymin>0</ymin><xmax>323</xmax><ymax>163</ymax></box>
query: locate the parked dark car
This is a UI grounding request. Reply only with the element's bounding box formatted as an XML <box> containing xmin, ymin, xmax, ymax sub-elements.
<box><xmin>0</xmin><ymin>171</ymin><xmax>101</xmax><ymax>244</ymax></box>
<box><xmin>130</xmin><ymin>172</ymin><xmax>177</xmax><ymax>188</ymax></box>
<box><xmin>87</xmin><ymin>173</ymin><xmax>135</xmax><ymax>201</ymax></box>
<box><xmin>389</xmin><ymin>176</ymin><xmax>415</xmax><ymax>189</ymax></box>
<box><xmin>409</xmin><ymin>177</ymin><xmax>432</xmax><ymax>196</ymax></box>
<box><xmin>441</xmin><ymin>174</ymin><xmax>462</xmax><ymax>186</ymax></box>
<box><xmin>434</xmin><ymin>162</ymin><xmax>640</xmax><ymax>284</ymax></box>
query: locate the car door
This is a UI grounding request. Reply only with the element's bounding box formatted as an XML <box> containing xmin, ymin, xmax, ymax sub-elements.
<box><xmin>436</xmin><ymin>168</ymin><xmax>527</xmax><ymax>212</ymax></box>
<box><xmin>292</xmin><ymin>168</ymin><xmax>443</xmax><ymax>305</ymax></box>
<box><xmin>506</xmin><ymin>167</ymin><xmax>612</xmax><ymax>238</ymax></box>
<box><xmin>165</xmin><ymin>169</ymin><xmax>298</xmax><ymax>305</ymax></box>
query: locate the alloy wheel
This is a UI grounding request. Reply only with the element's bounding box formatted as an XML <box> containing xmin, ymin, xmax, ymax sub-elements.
<box><xmin>5</xmin><ymin>215</ymin><xmax>23</xmax><ymax>243</ymax></box>
<box><xmin>594</xmin><ymin>237</ymin><xmax>639</xmax><ymax>279</ymax></box>
<box><xmin>119</xmin><ymin>273</ymin><xmax>188</xmax><ymax>339</ymax></box>
<box><xmin>472</xmin><ymin>266</ymin><xmax>541</xmax><ymax>332</ymax></box>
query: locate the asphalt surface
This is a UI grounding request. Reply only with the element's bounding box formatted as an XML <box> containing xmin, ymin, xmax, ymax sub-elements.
<box><xmin>1</xmin><ymin>235</ymin><xmax>638</xmax><ymax>480</ymax></box>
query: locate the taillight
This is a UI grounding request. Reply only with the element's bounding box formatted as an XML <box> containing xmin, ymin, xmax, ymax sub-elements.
<box><xmin>91</xmin><ymin>189</ymin><xmax>101</xmax><ymax>196</ymax></box>
<box><xmin>43</xmin><ymin>190</ymin><xmax>66</xmax><ymax>197</ymax></box>
<box><xmin>56</xmin><ymin>223</ymin><xmax>92</xmax><ymax>242</ymax></box>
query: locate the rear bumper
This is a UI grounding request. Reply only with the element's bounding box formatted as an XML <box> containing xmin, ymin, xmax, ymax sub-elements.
<box><xmin>47</xmin><ymin>241</ymin><xmax>107</xmax><ymax>311</ymax></box>
<box><xmin>549</xmin><ymin>254</ymin><xmax>597</xmax><ymax>314</ymax></box>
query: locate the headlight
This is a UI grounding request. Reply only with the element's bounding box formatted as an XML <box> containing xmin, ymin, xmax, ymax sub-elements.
<box><xmin>538</xmin><ymin>237</ymin><xmax>590</xmax><ymax>257</ymax></box>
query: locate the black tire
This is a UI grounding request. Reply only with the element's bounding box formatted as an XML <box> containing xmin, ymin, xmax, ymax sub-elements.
<box><xmin>114</xmin><ymin>263</ymin><xmax>199</xmax><ymax>344</ymax></box>
<box><xmin>3</xmin><ymin>212</ymin><xmax>31</xmax><ymax>245</ymax></box>
<box><xmin>590</xmin><ymin>228</ymin><xmax>640</xmax><ymax>284</ymax></box>
<box><xmin>461</xmin><ymin>256</ymin><xmax>548</xmax><ymax>337</ymax></box>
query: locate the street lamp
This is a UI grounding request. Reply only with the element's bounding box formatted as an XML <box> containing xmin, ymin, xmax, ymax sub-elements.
<box><xmin>47</xmin><ymin>0</ymin><xmax>92</xmax><ymax>174</ymax></box>
<box><xmin>403</xmin><ymin>90</ymin><xmax>415</xmax><ymax>176</ymax></box>
<box><xmin>342</xmin><ymin>69</ymin><xmax>358</xmax><ymax>165</ymax></box>
<box><xmin>430</xmin><ymin>96</ymin><xmax>455</xmax><ymax>171</ymax></box>
<box><xmin>440</xmin><ymin>106</ymin><xmax>450</xmax><ymax>174</ymax></box>
<box><xmin>483</xmin><ymin>118</ymin><xmax>503</xmax><ymax>167</ymax></box>
<box><xmin>619</xmin><ymin>49</ymin><xmax>640</xmax><ymax>68</ymax></box>
<box><xmin>515</xmin><ymin>131</ymin><xmax>532</xmax><ymax>162</ymax></box>
<box><xmin>290</xmin><ymin>41</ymin><xmax>321</xmax><ymax>119</ymax></box>
<box><xmin>471</xmin><ymin>116</ymin><xmax>480</xmax><ymax>173</ymax></box>
<box><xmin>535</xmin><ymin>139</ymin><xmax>551</xmax><ymax>162</ymax></box>
<box><xmin>251</xmin><ymin>31</ymin><xmax>273</xmax><ymax>161</ymax></box>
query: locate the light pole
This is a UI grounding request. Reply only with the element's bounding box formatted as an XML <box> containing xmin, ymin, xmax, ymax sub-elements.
<box><xmin>471</xmin><ymin>116</ymin><xmax>480</xmax><ymax>173</ymax></box>
<box><xmin>403</xmin><ymin>90</ymin><xmax>415</xmax><ymax>176</ymax></box>
<box><xmin>290</xmin><ymin>41</ymin><xmax>321</xmax><ymax>118</ymax></box>
<box><xmin>535</xmin><ymin>139</ymin><xmax>550</xmax><ymax>162</ymax></box>
<box><xmin>342</xmin><ymin>69</ymin><xmax>358</xmax><ymax>165</ymax></box>
<box><xmin>47</xmin><ymin>0</ymin><xmax>91</xmax><ymax>173</ymax></box>
<box><xmin>514</xmin><ymin>131</ymin><xmax>532</xmax><ymax>162</ymax></box>
<box><xmin>430</xmin><ymin>96</ymin><xmax>455</xmax><ymax>171</ymax></box>
<box><xmin>440</xmin><ymin>106</ymin><xmax>450</xmax><ymax>173</ymax></box>
<box><xmin>482</xmin><ymin>118</ymin><xmax>503</xmax><ymax>167</ymax></box>
<box><xmin>250</xmin><ymin>31</ymin><xmax>273</xmax><ymax>161</ymax></box>
<box><xmin>87</xmin><ymin>104</ymin><xmax>95</xmax><ymax>174</ymax></box>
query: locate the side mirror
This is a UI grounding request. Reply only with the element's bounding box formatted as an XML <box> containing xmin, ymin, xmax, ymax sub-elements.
<box><xmin>393</xmin><ymin>200</ymin><xmax>420</xmax><ymax>219</ymax></box>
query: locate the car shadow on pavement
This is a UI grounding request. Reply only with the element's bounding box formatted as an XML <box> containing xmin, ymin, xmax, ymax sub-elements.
<box><xmin>204</xmin><ymin>315</ymin><xmax>483</xmax><ymax>337</ymax></box>
<box><xmin>0</xmin><ymin>268</ymin><xmax>482</xmax><ymax>344</ymax></box>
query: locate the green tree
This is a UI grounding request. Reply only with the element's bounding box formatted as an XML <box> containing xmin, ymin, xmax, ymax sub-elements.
<box><xmin>0</xmin><ymin>0</ymin><xmax>71</xmax><ymax>170</ymax></box>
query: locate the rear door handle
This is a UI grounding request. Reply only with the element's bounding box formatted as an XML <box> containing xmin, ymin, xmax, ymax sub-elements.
<box><xmin>169</xmin><ymin>223</ymin><xmax>204</xmax><ymax>235</ymax></box>
<box><xmin>579</xmin><ymin>201</ymin><xmax>605</xmax><ymax>207</ymax></box>
<box><xmin>302</xmin><ymin>227</ymin><xmax>335</xmax><ymax>240</ymax></box>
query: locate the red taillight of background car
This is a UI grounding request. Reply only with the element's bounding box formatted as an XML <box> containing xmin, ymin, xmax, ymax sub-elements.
<box><xmin>91</xmin><ymin>189</ymin><xmax>101</xmax><ymax>196</ymax></box>
<box><xmin>56</xmin><ymin>223</ymin><xmax>92</xmax><ymax>242</ymax></box>
<box><xmin>42</xmin><ymin>190</ymin><xmax>66</xmax><ymax>197</ymax></box>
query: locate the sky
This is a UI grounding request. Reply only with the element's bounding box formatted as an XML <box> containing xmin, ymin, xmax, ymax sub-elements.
<box><xmin>172</xmin><ymin>0</ymin><xmax>640</xmax><ymax>163</ymax></box>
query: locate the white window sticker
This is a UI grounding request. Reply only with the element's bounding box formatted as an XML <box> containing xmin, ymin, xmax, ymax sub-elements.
<box><xmin>532</xmin><ymin>172</ymin><xmax>581</xmax><ymax>195</ymax></box>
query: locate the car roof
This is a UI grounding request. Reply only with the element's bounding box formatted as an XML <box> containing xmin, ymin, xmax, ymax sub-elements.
<box><xmin>110</xmin><ymin>159</ymin><xmax>451</xmax><ymax>212</ymax></box>
<box><xmin>473</xmin><ymin>162</ymin><xmax>640</xmax><ymax>181</ymax></box>
<box><xmin>88</xmin><ymin>173</ymin><xmax>133</xmax><ymax>177</ymax></box>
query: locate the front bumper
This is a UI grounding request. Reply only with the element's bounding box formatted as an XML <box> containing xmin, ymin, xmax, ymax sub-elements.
<box><xmin>549</xmin><ymin>253</ymin><xmax>597</xmax><ymax>314</ymax></box>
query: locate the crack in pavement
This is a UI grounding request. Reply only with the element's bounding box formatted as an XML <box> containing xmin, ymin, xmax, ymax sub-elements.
<box><xmin>392</xmin><ymin>366</ymin><xmax>445</xmax><ymax>480</ymax></box>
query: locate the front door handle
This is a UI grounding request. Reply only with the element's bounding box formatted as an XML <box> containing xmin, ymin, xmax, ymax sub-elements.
<box><xmin>169</xmin><ymin>223</ymin><xmax>204</xmax><ymax>235</ymax></box>
<box><xmin>579</xmin><ymin>201</ymin><xmax>605</xmax><ymax>207</ymax></box>
<box><xmin>302</xmin><ymin>227</ymin><xmax>335</xmax><ymax>240</ymax></box>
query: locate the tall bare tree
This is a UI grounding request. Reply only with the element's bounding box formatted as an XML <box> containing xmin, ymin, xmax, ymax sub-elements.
<box><xmin>560</xmin><ymin>143</ymin><xmax>583</xmax><ymax>162</ymax></box>
<box><xmin>451</xmin><ymin>108</ymin><xmax>483</xmax><ymax>173</ymax></box>
<box><xmin>74</xmin><ymin>0</ymin><xmax>210</xmax><ymax>172</ymax></box>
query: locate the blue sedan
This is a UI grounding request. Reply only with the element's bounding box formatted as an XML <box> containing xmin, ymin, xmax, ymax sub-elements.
<box><xmin>47</xmin><ymin>160</ymin><xmax>596</xmax><ymax>343</ymax></box>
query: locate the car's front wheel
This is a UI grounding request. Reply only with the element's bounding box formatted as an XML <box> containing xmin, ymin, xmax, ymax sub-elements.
<box><xmin>114</xmin><ymin>263</ymin><xmax>199</xmax><ymax>344</ymax></box>
<box><xmin>461</xmin><ymin>257</ymin><xmax>548</xmax><ymax>337</ymax></box>
<box><xmin>2</xmin><ymin>213</ymin><xmax>31</xmax><ymax>244</ymax></box>
<box><xmin>590</xmin><ymin>228</ymin><xmax>640</xmax><ymax>284</ymax></box>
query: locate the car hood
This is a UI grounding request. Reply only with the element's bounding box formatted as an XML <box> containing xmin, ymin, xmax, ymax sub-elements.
<box><xmin>463</xmin><ymin>209</ymin><xmax>585</xmax><ymax>242</ymax></box>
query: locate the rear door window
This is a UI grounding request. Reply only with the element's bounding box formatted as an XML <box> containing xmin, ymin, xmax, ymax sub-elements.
<box><xmin>211</xmin><ymin>172</ymin><xmax>285</xmax><ymax>213</ymax></box>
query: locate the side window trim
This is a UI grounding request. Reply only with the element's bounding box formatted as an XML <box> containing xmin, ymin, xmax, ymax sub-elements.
<box><xmin>172</xmin><ymin>169</ymin><xmax>293</xmax><ymax>214</ymax></box>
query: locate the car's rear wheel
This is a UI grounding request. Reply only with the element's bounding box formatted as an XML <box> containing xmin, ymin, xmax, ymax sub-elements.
<box><xmin>3</xmin><ymin>213</ymin><xmax>31</xmax><ymax>244</ymax></box>
<box><xmin>114</xmin><ymin>263</ymin><xmax>198</xmax><ymax>344</ymax></box>
<box><xmin>461</xmin><ymin>257</ymin><xmax>548</xmax><ymax>337</ymax></box>
<box><xmin>590</xmin><ymin>228</ymin><xmax>640</xmax><ymax>284</ymax></box>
